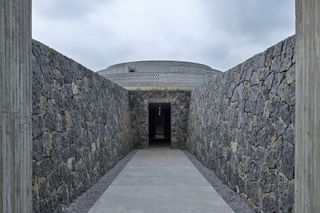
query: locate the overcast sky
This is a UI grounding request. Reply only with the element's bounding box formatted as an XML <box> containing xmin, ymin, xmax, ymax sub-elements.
<box><xmin>32</xmin><ymin>0</ymin><xmax>295</xmax><ymax>72</ymax></box>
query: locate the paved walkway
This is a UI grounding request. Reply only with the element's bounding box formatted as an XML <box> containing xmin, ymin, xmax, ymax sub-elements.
<box><xmin>89</xmin><ymin>148</ymin><xmax>234</xmax><ymax>213</ymax></box>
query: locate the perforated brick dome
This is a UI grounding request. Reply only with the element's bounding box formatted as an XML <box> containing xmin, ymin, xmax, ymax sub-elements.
<box><xmin>97</xmin><ymin>61</ymin><xmax>221</xmax><ymax>90</ymax></box>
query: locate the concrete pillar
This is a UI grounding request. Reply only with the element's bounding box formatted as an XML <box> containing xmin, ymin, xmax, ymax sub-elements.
<box><xmin>0</xmin><ymin>0</ymin><xmax>32</xmax><ymax>212</ymax></box>
<box><xmin>295</xmin><ymin>0</ymin><xmax>320</xmax><ymax>212</ymax></box>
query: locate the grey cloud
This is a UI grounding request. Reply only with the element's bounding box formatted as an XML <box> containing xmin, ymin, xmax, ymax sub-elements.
<box><xmin>33</xmin><ymin>0</ymin><xmax>103</xmax><ymax>20</ymax></box>
<box><xmin>204</xmin><ymin>0</ymin><xmax>294</xmax><ymax>40</ymax></box>
<box><xmin>32</xmin><ymin>0</ymin><xmax>295</xmax><ymax>71</ymax></box>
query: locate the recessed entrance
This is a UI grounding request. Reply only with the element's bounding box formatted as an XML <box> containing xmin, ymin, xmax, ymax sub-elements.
<box><xmin>149</xmin><ymin>103</ymin><xmax>171</xmax><ymax>147</ymax></box>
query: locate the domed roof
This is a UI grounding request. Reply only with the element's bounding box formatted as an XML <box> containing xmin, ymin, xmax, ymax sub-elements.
<box><xmin>97</xmin><ymin>60</ymin><xmax>221</xmax><ymax>90</ymax></box>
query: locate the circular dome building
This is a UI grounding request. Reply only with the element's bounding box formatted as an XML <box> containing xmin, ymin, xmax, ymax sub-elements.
<box><xmin>97</xmin><ymin>60</ymin><xmax>221</xmax><ymax>149</ymax></box>
<box><xmin>97</xmin><ymin>61</ymin><xmax>221</xmax><ymax>90</ymax></box>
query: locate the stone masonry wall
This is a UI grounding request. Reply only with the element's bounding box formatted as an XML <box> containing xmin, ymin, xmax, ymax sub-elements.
<box><xmin>130</xmin><ymin>91</ymin><xmax>190</xmax><ymax>149</ymax></box>
<box><xmin>186</xmin><ymin>36</ymin><xmax>295</xmax><ymax>212</ymax></box>
<box><xmin>32</xmin><ymin>40</ymin><xmax>134</xmax><ymax>213</ymax></box>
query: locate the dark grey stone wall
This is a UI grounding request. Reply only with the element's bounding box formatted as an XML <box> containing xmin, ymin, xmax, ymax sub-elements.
<box><xmin>130</xmin><ymin>91</ymin><xmax>190</xmax><ymax>149</ymax></box>
<box><xmin>186</xmin><ymin>36</ymin><xmax>295</xmax><ymax>212</ymax></box>
<box><xmin>32</xmin><ymin>40</ymin><xmax>134</xmax><ymax>213</ymax></box>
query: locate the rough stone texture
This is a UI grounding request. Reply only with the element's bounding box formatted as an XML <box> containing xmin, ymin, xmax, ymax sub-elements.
<box><xmin>66</xmin><ymin>150</ymin><xmax>137</xmax><ymax>213</ymax></box>
<box><xmin>0</xmin><ymin>1</ymin><xmax>32</xmax><ymax>212</ymax></box>
<box><xmin>295</xmin><ymin>1</ymin><xmax>320</xmax><ymax>212</ymax></box>
<box><xmin>187</xmin><ymin>36</ymin><xmax>295</xmax><ymax>212</ymax></box>
<box><xmin>32</xmin><ymin>40</ymin><xmax>134</xmax><ymax>213</ymax></box>
<box><xmin>183</xmin><ymin>151</ymin><xmax>254</xmax><ymax>213</ymax></box>
<box><xmin>130</xmin><ymin>91</ymin><xmax>190</xmax><ymax>149</ymax></box>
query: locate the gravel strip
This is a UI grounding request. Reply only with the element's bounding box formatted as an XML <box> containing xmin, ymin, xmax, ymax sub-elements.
<box><xmin>65</xmin><ymin>150</ymin><xmax>137</xmax><ymax>213</ymax></box>
<box><xmin>183</xmin><ymin>150</ymin><xmax>254</xmax><ymax>213</ymax></box>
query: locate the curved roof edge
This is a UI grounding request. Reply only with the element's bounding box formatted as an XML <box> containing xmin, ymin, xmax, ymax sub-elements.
<box><xmin>98</xmin><ymin>60</ymin><xmax>221</xmax><ymax>73</ymax></box>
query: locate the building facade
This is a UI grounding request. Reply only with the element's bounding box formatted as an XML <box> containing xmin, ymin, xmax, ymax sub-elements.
<box><xmin>98</xmin><ymin>61</ymin><xmax>221</xmax><ymax>148</ymax></box>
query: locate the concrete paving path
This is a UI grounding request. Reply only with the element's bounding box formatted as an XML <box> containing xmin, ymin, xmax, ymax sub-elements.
<box><xmin>89</xmin><ymin>148</ymin><xmax>234</xmax><ymax>213</ymax></box>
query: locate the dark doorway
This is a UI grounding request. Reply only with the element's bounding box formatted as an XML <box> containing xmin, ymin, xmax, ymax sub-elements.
<box><xmin>149</xmin><ymin>103</ymin><xmax>171</xmax><ymax>147</ymax></box>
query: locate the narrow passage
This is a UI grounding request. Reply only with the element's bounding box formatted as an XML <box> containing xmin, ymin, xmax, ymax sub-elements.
<box><xmin>89</xmin><ymin>148</ymin><xmax>234</xmax><ymax>213</ymax></box>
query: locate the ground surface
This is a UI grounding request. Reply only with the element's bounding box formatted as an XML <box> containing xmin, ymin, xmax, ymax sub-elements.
<box><xmin>66</xmin><ymin>150</ymin><xmax>137</xmax><ymax>213</ymax></box>
<box><xmin>67</xmin><ymin>148</ymin><xmax>253</xmax><ymax>213</ymax></box>
<box><xmin>184</xmin><ymin>151</ymin><xmax>253</xmax><ymax>213</ymax></box>
<box><xmin>88</xmin><ymin>148</ymin><xmax>234</xmax><ymax>213</ymax></box>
